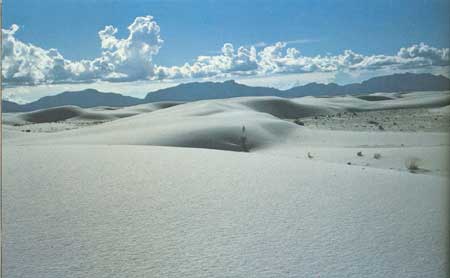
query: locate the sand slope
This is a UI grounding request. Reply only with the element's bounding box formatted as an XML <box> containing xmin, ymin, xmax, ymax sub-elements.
<box><xmin>3</xmin><ymin>145</ymin><xmax>448</xmax><ymax>278</ymax></box>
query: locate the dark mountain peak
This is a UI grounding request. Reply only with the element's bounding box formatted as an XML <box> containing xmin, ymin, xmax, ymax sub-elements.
<box><xmin>77</xmin><ymin>88</ymin><xmax>100</xmax><ymax>93</ymax></box>
<box><xmin>285</xmin><ymin>72</ymin><xmax>450</xmax><ymax>96</ymax></box>
<box><xmin>303</xmin><ymin>82</ymin><xmax>319</xmax><ymax>86</ymax></box>
<box><xmin>3</xmin><ymin>88</ymin><xmax>143</xmax><ymax>112</ymax></box>
<box><xmin>301</xmin><ymin>82</ymin><xmax>338</xmax><ymax>87</ymax></box>
<box><xmin>179</xmin><ymin>79</ymin><xmax>237</xmax><ymax>87</ymax></box>
<box><xmin>3</xmin><ymin>99</ymin><xmax>19</xmax><ymax>105</ymax></box>
<box><xmin>363</xmin><ymin>72</ymin><xmax>445</xmax><ymax>83</ymax></box>
<box><xmin>360</xmin><ymin>72</ymin><xmax>450</xmax><ymax>92</ymax></box>
<box><xmin>144</xmin><ymin>78</ymin><xmax>278</xmax><ymax>102</ymax></box>
<box><xmin>60</xmin><ymin>88</ymin><xmax>112</xmax><ymax>96</ymax></box>
<box><xmin>2</xmin><ymin>99</ymin><xmax>25</xmax><ymax>112</ymax></box>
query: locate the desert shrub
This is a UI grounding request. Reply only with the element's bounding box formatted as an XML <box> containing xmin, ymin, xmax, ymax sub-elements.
<box><xmin>357</xmin><ymin>151</ymin><xmax>363</xmax><ymax>157</ymax></box>
<box><xmin>405</xmin><ymin>157</ymin><xmax>420</xmax><ymax>172</ymax></box>
<box><xmin>373</xmin><ymin>153</ymin><xmax>381</xmax><ymax>159</ymax></box>
<box><xmin>307</xmin><ymin>152</ymin><xmax>313</xmax><ymax>159</ymax></box>
<box><xmin>294</xmin><ymin>119</ymin><xmax>305</xmax><ymax>126</ymax></box>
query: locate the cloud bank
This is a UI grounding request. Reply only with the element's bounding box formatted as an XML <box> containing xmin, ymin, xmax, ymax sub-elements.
<box><xmin>2</xmin><ymin>15</ymin><xmax>449</xmax><ymax>86</ymax></box>
<box><xmin>155</xmin><ymin>41</ymin><xmax>449</xmax><ymax>79</ymax></box>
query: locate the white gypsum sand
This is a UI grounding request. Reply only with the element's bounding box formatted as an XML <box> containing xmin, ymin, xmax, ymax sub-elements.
<box><xmin>2</xmin><ymin>91</ymin><xmax>450</xmax><ymax>277</ymax></box>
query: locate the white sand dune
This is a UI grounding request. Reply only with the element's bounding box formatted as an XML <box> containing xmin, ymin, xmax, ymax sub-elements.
<box><xmin>297</xmin><ymin>90</ymin><xmax>450</xmax><ymax>111</ymax></box>
<box><xmin>4</xmin><ymin>92</ymin><xmax>449</xmax><ymax>152</ymax></box>
<box><xmin>430</xmin><ymin>104</ymin><xmax>450</xmax><ymax>115</ymax></box>
<box><xmin>2</xmin><ymin>101</ymin><xmax>183</xmax><ymax>125</ymax></box>
<box><xmin>2</xmin><ymin>91</ymin><xmax>449</xmax><ymax>277</ymax></box>
<box><xmin>6</xmin><ymin>105</ymin><xmax>297</xmax><ymax>151</ymax></box>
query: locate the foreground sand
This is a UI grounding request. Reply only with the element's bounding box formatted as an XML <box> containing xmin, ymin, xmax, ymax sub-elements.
<box><xmin>2</xmin><ymin>91</ymin><xmax>450</xmax><ymax>277</ymax></box>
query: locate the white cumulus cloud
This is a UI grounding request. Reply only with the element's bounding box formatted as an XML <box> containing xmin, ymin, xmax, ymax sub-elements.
<box><xmin>2</xmin><ymin>16</ymin><xmax>163</xmax><ymax>85</ymax></box>
<box><xmin>154</xmin><ymin>42</ymin><xmax>259</xmax><ymax>79</ymax></box>
<box><xmin>2</xmin><ymin>24</ymin><xmax>74</xmax><ymax>85</ymax></box>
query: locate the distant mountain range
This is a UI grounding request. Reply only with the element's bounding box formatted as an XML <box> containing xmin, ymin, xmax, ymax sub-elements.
<box><xmin>3</xmin><ymin>73</ymin><xmax>450</xmax><ymax>113</ymax></box>
<box><xmin>144</xmin><ymin>80</ymin><xmax>280</xmax><ymax>102</ymax></box>
<box><xmin>283</xmin><ymin>72</ymin><xmax>450</xmax><ymax>97</ymax></box>
<box><xmin>3</xmin><ymin>89</ymin><xmax>143</xmax><ymax>112</ymax></box>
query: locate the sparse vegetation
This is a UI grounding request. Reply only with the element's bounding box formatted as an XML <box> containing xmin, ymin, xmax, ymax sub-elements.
<box><xmin>307</xmin><ymin>152</ymin><xmax>313</xmax><ymax>159</ymax></box>
<box><xmin>357</xmin><ymin>151</ymin><xmax>363</xmax><ymax>157</ymax></box>
<box><xmin>294</xmin><ymin>119</ymin><xmax>305</xmax><ymax>126</ymax></box>
<box><xmin>405</xmin><ymin>157</ymin><xmax>420</xmax><ymax>172</ymax></box>
<box><xmin>373</xmin><ymin>153</ymin><xmax>381</xmax><ymax>159</ymax></box>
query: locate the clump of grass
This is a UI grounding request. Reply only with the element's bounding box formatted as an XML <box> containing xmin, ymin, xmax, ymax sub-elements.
<box><xmin>357</xmin><ymin>151</ymin><xmax>363</xmax><ymax>157</ymax></box>
<box><xmin>307</xmin><ymin>152</ymin><xmax>313</xmax><ymax>159</ymax></box>
<box><xmin>405</xmin><ymin>157</ymin><xmax>420</xmax><ymax>172</ymax></box>
<box><xmin>373</xmin><ymin>153</ymin><xmax>381</xmax><ymax>159</ymax></box>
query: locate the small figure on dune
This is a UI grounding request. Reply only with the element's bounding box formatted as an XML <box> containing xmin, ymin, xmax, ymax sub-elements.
<box><xmin>240</xmin><ymin>125</ymin><xmax>249</xmax><ymax>152</ymax></box>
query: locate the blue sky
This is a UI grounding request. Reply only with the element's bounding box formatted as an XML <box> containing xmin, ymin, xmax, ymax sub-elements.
<box><xmin>2</xmin><ymin>0</ymin><xmax>450</xmax><ymax>102</ymax></box>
